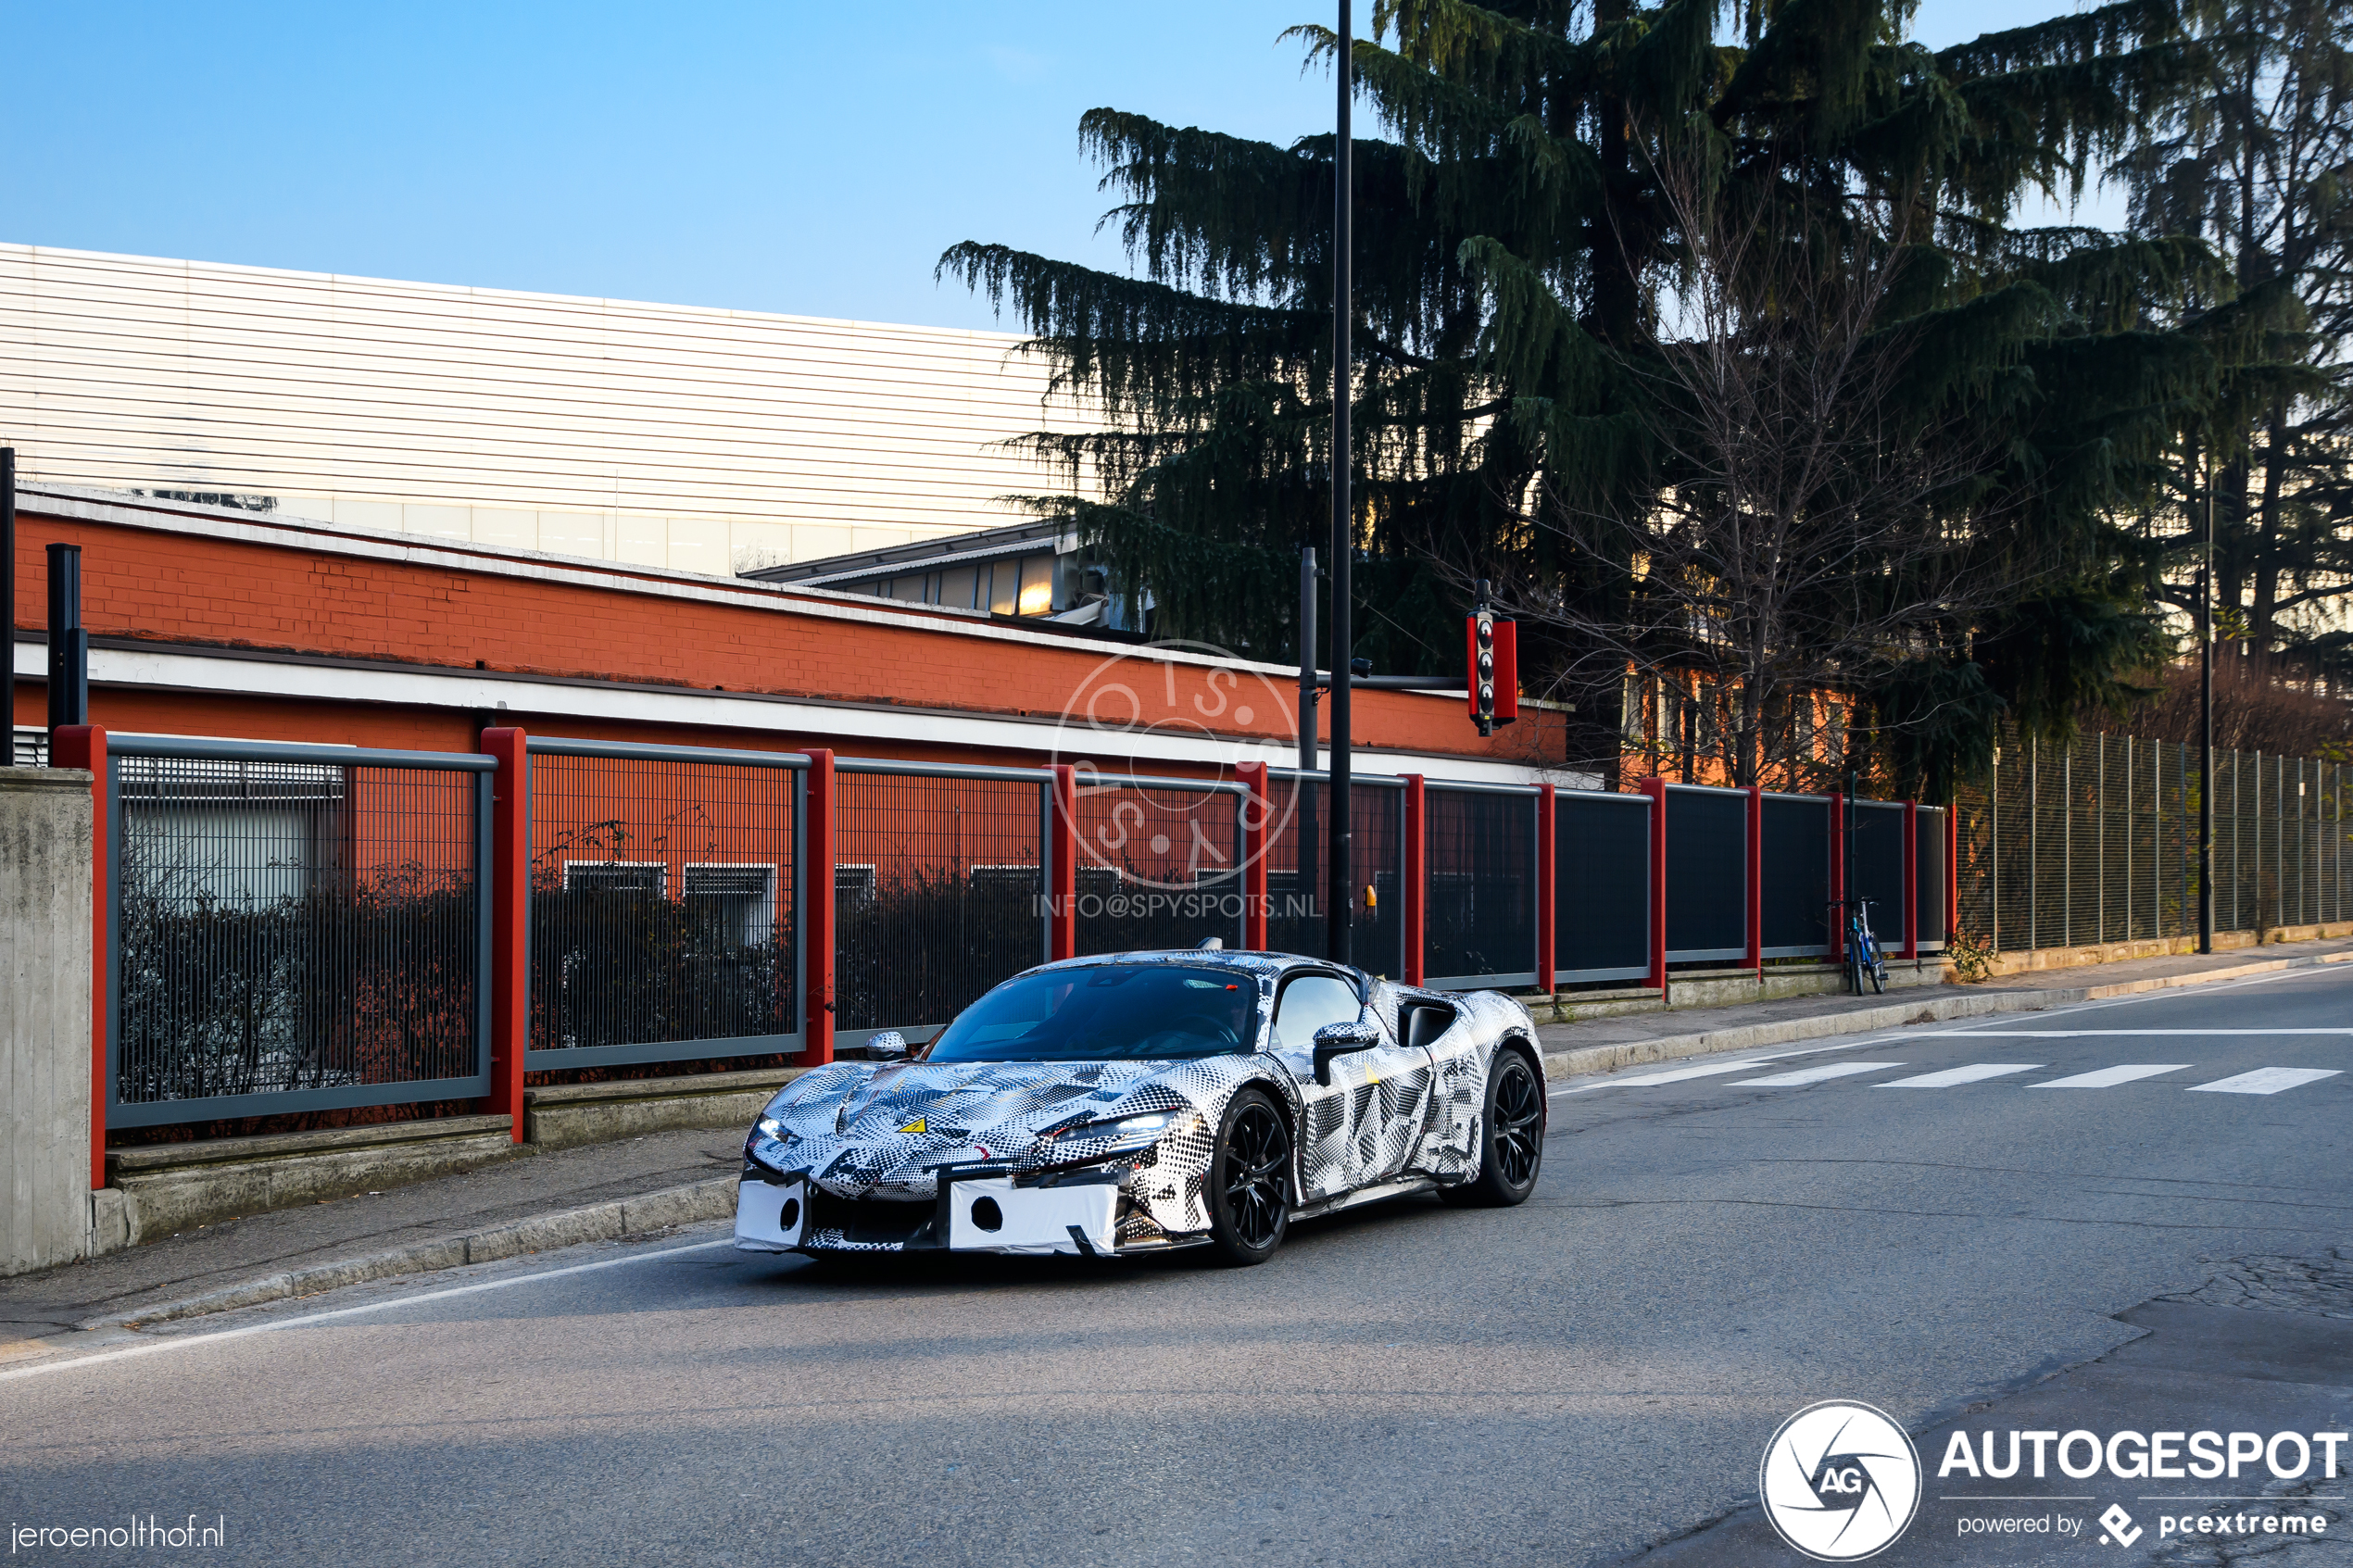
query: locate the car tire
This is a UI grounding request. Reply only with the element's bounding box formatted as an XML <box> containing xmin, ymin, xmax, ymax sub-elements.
<box><xmin>1205</xmin><ymin>1087</ymin><xmax>1291</xmax><ymax>1266</ymax></box>
<box><xmin>1439</xmin><ymin>1047</ymin><xmax>1545</xmax><ymax>1208</ymax></box>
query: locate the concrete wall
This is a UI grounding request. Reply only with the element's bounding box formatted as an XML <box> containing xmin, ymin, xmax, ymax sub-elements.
<box><xmin>2</xmin><ymin>768</ymin><xmax>94</xmax><ymax>1277</ymax></box>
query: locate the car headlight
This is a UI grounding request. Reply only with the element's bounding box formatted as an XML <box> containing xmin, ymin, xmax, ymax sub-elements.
<box><xmin>1048</xmin><ymin>1110</ymin><xmax>1191</xmax><ymax>1148</ymax></box>
<box><xmin>746</xmin><ymin>1117</ymin><xmax>799</xmax><ymax>1168</ymax></box>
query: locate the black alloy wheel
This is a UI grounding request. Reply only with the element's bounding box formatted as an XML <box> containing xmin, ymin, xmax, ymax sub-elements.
<box><xmin>1206</xmin><ymin>1089</ymin><xmax>1291</xmax><ymax>1265</ymax></box>
<box><xmin>1441</xmin><ymin>1048</ymin><xmax>1545</xmax><ymax>1207</ymax></box>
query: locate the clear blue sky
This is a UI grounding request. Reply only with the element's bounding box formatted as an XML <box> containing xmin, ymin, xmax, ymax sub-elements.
<box><xmin>9</xmin><ymin>0</ymin><xmax>2119</xmax><ymax>332</ymax></box>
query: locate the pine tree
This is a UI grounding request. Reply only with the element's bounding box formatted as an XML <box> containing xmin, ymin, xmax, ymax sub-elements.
<box><xmin>942</xmin><ymin>0</ymin><xmax>2222</xmax><ymax>792</ymax></box>
<box><xmin>2118</xmin><ymin>0</ymin><xmax>2353</xmax><ymax>684</ymax></box>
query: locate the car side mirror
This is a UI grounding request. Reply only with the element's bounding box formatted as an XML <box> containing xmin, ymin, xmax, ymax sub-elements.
<box><xmin>1311</xmin><ymin>1020</ymin><xmax>1381</xmax><ymax>1086</ymax></box>
<box><xmin>862</xmin><ymin>1031</ymin><xmax>911</xmax><ymax>1062</ymax></box>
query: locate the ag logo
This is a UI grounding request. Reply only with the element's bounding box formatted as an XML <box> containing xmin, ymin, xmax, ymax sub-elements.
<box><xmin>1759</xmin><ymin>1399</ymin><xmax>1922</xmax><ymax>1562</ymax></box>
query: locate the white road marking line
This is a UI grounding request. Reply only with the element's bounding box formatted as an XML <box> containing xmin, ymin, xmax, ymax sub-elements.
<box><xmin>1876</xmin><ymin>1063</ymin><xmax>2043</xmax><ymax>1088</ymax></box>
<box><xmin>2185</xmin><ymin>1067</ymin><xmax>2344</xmax><ymax>1096</ymax></box>
<box><xmin>1730</xmin><ymin>1061</ymin><xmax>1906</xmax><ymax>1087</ymax></box>
<box><xmin>2029</xmin><ymin>1064</ymin><xmax>2192</xmax><ymax>1089</ymax></box>
<box><xmin>1549</xmin><ymin>1060</ymin><xmax>1772</xmax><ymax>1097</ymax></box>
<box><xmin>0</xmin><ymin>1237</ymin><xmax>736</xmax><ymax>1385</ymax></box>
<box><xmin>1915</xmin><ymin>1029</ymin><xmax>2353</xmax><ymax>1036</ymax></box>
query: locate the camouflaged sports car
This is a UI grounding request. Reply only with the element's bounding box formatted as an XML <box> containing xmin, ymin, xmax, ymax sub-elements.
<box><xmin>733</xmin><ymin>947</ymin><xmax>1546</xmax><ymax>1265</ymax></box>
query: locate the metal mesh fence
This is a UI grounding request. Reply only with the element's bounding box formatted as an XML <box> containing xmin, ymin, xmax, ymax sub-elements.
<box><xmin>1951</xmin><ymin>731</ymin><xmax>2351</xmax><ymax>954</ymax></box>
<box><xmin>526</xmin><ymin>747</ymin><xmax>799</xmax><ymax>1068</ymax></box>
<box><xmin>1263</xmin><ymin>773</ymin><xmax>1406</xmax><ymax>977</ymax></box>
<box><xmin>1916</xmin><ymin>807</ymin><xmax>1948</xmax><ymax>947</ymax></box>
<box><xmin>836</xmin><ymin>767</ymin><xmax>1046</xmax><ymax>1034</ymax></box>
<box><xmin>1665</xmin><ymin>785</ymin><xmax>1746</xmax><ymax>960</ymax></box>
<box><xmin>1071</xmin><ymin>778</ymin><xmax>1245</xmax><ymax>955</ymax></box>
<box><xmin>1424</xmin><ymin>786</ymin><xmax>1538</xmax><ymax>984</ymax></box>
<box><xmin>111</xmin><ymin>746</ymin><xmax>486</xmax><ymax>1123</ymax></box>
<box><xmin>1555</xmin><ymin>791</ymin><xmax>1651</xmax><ymax>981</ymax></box>
<box><xmin>1760</xmin><ymin>794</ymin><xmax>1833</xmax><ymax>955</ymax></box>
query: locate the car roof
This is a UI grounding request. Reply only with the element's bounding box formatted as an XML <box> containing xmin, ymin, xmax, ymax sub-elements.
<box><xmin>1022</xmin><ymin>948</ymin><xmax>1368</xmax><ymax>985</ymax></box>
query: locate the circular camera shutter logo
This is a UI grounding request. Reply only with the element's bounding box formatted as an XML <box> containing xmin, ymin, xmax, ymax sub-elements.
<box><xmin>1758</xmin><ymin>1399</ymin><xmax>1922</xmax><ymax>1562</ymax></box>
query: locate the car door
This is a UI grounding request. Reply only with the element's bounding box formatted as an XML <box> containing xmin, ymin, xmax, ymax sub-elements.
<box><xmin>1267</xmin><ymin>970</ymin><xmax>1434</xmax><ymax>1202</ymax></box>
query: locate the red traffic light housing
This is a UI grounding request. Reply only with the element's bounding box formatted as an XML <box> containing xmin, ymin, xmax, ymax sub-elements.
<box><xmin>1466</xmin><ymin>585</ymin><xmax>1518</xmax><ymax>736</ymax></box>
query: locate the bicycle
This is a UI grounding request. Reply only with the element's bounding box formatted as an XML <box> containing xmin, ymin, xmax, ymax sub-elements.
<box><xmin>1829</xmin><ymin>896</ymin><xmax>1888</xmax><ymax>995</ymax></box>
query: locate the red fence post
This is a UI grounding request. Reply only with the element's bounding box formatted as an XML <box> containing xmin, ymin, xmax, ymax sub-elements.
<box><xmin>480</xmin><ymin>728</ymin><xmax>527</xmax><ymax>1142</ymax></box>
<box><xmin>1403</xmin><ymin>775</ymin><xmax>1427</xmax><ymax>985</ymax></box>
<box><xmin>1902</xmin><ymin>799</ymin><xmax>1919</xmax><ymax>960</ymax></box>
<box><xmin>1745</xmin><ymin>784</ymin><xmax>1764</xmax><ymax>980</ymax></box>
<box><xmin>1238</xmin><ymin>761</ymin><xmax>1270</xmax><ymax>950</ymax></box>
<box><xmin>1829</xmin><ymin>791</ymin><xmax>1846</xmax><ymax>965</ymax></box>
<box><xmin>1640</xmin><ymin>776</ymin><xmax>1667</xmax><ymax>994</ymax></box>
<box><xmin>1944</xmin><ymin>806</ymin><xmax>1960</xmax><ymax>949</ymax></box>
<box><xmin>803</xmin><ymin>749</ymin><xmax>836</xmax><ymax>1066</ymax></box>
<box><xmin>1050</xmin><ymin>763</ymin><xmax>1078</xmax><ymax>961</ymax></box>
<box><xmin>51</xmin><ymin>725</ymin><xmax>108</xmax><ymax>1189</ymax></box>
<box><xmin>1536</xmin><ymin>782</ymin><xmax>1556</xmax><ymax>994</ymax></box>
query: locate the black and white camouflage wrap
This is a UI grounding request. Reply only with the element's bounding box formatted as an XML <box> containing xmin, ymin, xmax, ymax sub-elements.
<box><xmin>740</xmin><ymin>950</ymin><xmax>1541</xmax><ymax>1255</ymax></box>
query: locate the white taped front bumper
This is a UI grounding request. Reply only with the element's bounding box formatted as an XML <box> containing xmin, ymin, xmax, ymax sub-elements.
<box><xmin>734</xmin><ymin>1177</ymin><xmax>806</xmax><ymax>1252</ymax></box>
<box><xmin>945</xmin><ymin>1176</ymin><xmax>1119</xmax><ymax>1256</ymax></box>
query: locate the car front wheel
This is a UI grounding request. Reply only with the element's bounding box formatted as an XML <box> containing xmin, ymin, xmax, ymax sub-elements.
<box><xmin>1441</xmin><ymin>1048</ymin><xmax>1544</xmax><ymax>1207</ymax></box>
<box><xmin>1205</xmin><ymin>1088</ymin><xmax>1291</xmax><ymax>1265</ymax></box>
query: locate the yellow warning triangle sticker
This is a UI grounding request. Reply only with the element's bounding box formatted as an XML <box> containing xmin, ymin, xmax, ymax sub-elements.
<box><xmin>897</xmin><ymin>1117</ymin><xmax>927</xmax><ymax>1135</ymax></box>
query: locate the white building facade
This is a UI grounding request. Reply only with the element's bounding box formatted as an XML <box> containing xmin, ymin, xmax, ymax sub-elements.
<box><xmin>0</xmin><ymin>244</ymin><xmax>1101</xmax><ymax>576</ymax></box>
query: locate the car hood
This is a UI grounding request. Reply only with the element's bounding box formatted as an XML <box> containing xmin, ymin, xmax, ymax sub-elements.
<box><xmin>752</xmin><ymin>1057</ymin><xmax>1218</xmax><ymax>1198</ymax></box>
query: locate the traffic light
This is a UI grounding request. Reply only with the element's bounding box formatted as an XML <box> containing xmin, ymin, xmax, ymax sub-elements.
<box><xmin>1466</xmin><ymin>584</ymin><xmax>1518</xmax><ymax>736</ymax></box>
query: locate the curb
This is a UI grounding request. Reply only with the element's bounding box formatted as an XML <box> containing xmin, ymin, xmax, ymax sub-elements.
<box><xmin>1538</xmin><ymin>947</ymin><xmax>2351</xmax><ymax>1084</ymax></box>
<box><xmin>81</xmin><ymin>1176</ymin><xmax>736</xmax><ymax>1333</ymax></box>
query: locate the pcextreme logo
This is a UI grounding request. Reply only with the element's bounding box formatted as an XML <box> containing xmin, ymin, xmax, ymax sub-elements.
<box><xmin>1761</xmin><ymin>1400</ymin><xmax>1925</xmax><ymax>1562</ymax></box>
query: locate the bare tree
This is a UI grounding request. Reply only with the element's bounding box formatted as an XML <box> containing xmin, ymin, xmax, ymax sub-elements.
<box><xmin>1514</xmin><ymin>154</ymin><xmax>2032</xmax><ymax>788</ymax></box>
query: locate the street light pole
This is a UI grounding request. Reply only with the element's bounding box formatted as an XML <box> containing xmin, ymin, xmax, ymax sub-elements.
<box><xmin>2197</xmin><ymin>456</ymin><xmax>2215</xmax><ymax>955</ymax></box>
<box><xmin>1325</xmin><ymin>0</ymin><xmax>1353</xmax><ymax>967</ymax></box>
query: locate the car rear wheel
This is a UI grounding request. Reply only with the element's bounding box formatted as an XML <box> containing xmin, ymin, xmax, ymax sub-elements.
<box><xmin>1205</xmin><ymin>1088</ymin><xmax>1290</xmax><ymax>1265</ymax></box>
<box><xmin>1440</xmin><ymin>1048</ymin><xmax>1544</xmax><ymax>1207</ymax></box>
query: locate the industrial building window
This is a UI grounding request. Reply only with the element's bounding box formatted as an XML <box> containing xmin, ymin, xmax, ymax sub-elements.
<box><xmin>837</xmin><ymin>862</ymin><xmax>877</xmax><ymax>909</ymax></box>
<box><xmin>683</xmin><ymin>863</ymin><xmax>778</xmax><ymax>947</ymax></box>
<box><xmin>562</xmin><ymin>861</ymin><xmax>666</xmax><ymax>897</ymax></box>
<box><xmin>1017</xmin><ymin>555</ymin><xmax>1053</xmax><ymax>616</ymax></box>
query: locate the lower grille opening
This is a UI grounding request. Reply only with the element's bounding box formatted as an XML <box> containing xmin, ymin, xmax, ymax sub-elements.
<box><xmin>806</xmin><ymin>1189</ymin><xmax>937</xmax><ymax>1247</ymax></box>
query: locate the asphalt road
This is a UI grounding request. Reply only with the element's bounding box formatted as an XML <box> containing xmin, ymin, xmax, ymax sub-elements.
<box><xmin>4</xmin><ymin>966</ymin><xmax>2348</xmax><ymax>1568</ymax></box>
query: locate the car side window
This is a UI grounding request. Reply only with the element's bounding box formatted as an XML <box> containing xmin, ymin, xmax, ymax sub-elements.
<box><xmin>1272</xmin><ymin>974</ymin><xmax>1363</xmax><ymax>1053</ymax></box>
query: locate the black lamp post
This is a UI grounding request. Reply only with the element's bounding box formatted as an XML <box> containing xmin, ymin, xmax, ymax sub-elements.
<box><xmin>2197</xmin><ymin>456</ymin><xmax>2214</xmax><ymax>955</ymax></box>
<box><xmin>1326</xmin><ymin>0</ymin><xmax>1354</xmax><ymax>967</ymax></box>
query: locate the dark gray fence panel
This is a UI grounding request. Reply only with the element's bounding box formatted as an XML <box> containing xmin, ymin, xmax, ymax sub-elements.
<box><xmin>524</xmin><ymin>742</ymin><xmax>802</xmax><ymax>1071</ymax></box>
<box><xmin>1425</xmin><ymin>785</ymin><xmax>1538</xmax><ymax>989</ymax></box>
<box><xmin>835</xmin><ymin>764</ymin><xmax>1049</xmax><ymax>1047</ymax></box>
<box><xmin>1264</xmin><ymin>772</ymin><xmax>1407</xmax><ymax>978</ymax></box>
<box><xmin>1760</xmin><ymin>794</ymin><xmax>1832</xmax><ymax>956</ymax></box>
<box><xmin>1554</xmin><ymin>791</ymin><xmax>1651</xmax><ymax>983</ymax></box>
<box><xmin>1916</xmin><ymin>807</ymin><xmax>1948</xmax><ymax>949</ymax></box>
<box><xmin>108</xmin><ymin>736</ymin><xmax>493</xmax><ymax>1129</ymax></box>
<box><xmin>1666</xmin><ymin>785</ymin><xmax>1746</xmax><ymax>961</ymax></box>
<box><xmin>1072</xmin><ymin>775</ymin><xmax>1246</xmax><ymax>956</ymax></box>
<box><xmin>1849</xmin><ymin>800</ymin><xmax>1906</xmax><ymax>941</ymax></box>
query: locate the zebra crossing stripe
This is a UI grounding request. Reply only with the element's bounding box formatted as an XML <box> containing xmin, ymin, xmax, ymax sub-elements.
<box><xmin>2184</xmin><ymin>1067</ymin><xmax>2343</xmax><ymax>1096</ymax></box>
<box><xmin>1731</xmin><ymin>1062</ymin><xmax>1905</xmax><ymax>1087</ymax></box>
<box><xmin>2029</xmin><ymin>1064</ymin><xmax>2190</xmax><ymax>1089</ymax></box>
<box><xmin>1875</xmin><ymin>1063</ymin><xmax>2041</xmax><ymax>1088</ymax></box>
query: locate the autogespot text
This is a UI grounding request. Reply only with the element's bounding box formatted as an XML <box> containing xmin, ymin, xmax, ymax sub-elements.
<box><xmin>1937</xmin><ymin>1427</ymin><xmax>2347</xmax><ymax>1481</ymax></box>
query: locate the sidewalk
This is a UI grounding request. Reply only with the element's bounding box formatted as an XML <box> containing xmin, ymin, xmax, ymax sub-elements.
<box><xmin>6</xmin><ymin>934</ymin><xmax>2347</xmax><ymax>1353</ymax></box>
<box><xmin>0</xmin><ymin>1125</ymin><xmax>748</xmax><ymax>1355</ymax></box>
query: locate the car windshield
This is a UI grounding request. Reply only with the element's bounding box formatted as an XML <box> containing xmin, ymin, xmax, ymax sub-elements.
<box><xmin>923</xmin><ymin>964</ymin><xmax>1260</xmax><ymax>1063</ymax></box>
